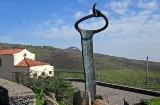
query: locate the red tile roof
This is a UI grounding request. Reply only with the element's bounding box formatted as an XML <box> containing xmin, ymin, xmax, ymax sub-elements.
<box><xmin>0</xmin><ymin>49</ymin><xmax>24</xmax><ymax>55</ymax></box>
<box><xmin>15</xmin><ymin>58</ymin><xmax>49</xmax><ymax>67</ymax></box>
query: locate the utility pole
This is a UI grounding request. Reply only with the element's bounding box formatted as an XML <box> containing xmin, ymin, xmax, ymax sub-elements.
<box><xmin>146</xmin><ymin>56</ymin><xmax>148</xmax><ymax>89</ymax></box>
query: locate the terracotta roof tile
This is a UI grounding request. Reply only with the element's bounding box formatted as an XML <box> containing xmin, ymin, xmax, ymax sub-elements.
<box><xmin>15</xmin><ymin>58</ymin><xmax>49</xmax><ymax>67</ymax></box>
<box><xmin>0</xmin><ymin>49</ymin><xmax>24</xmax><ymax>55</ymax></box>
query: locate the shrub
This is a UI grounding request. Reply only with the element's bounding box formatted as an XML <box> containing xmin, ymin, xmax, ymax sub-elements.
<box><xmin>18</xmin><ymin>74</ymin><xmax>74</xmax><ymax>105</ymax></box>
<box><xmin>36</xmin><ymin>97</ymin><xmax>44</xmax><ymax>105</ymax></box>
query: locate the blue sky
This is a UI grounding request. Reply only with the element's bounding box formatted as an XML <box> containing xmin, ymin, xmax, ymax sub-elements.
<box><xmin>0</xmin><ymin>0</ymin><xmax>160</xmax><ymax>61</ymax></box>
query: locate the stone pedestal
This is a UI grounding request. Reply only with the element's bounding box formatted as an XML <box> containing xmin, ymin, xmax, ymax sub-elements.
<box><xmin>73</xmin><ymin>90</ymin><xmax>91</xmax><ymax>105</ymax></box>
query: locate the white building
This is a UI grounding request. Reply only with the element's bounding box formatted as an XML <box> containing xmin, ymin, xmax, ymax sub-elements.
<box><xmin>0</xmin><ymin>48</ymin><xmax>54</xmax><ymax>81</ymax></box>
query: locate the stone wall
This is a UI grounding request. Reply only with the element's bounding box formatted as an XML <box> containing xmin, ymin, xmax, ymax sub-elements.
<box><xmin>67</xmin><ymin>78</ymin><xmax>160</xmax><ymax>97</ymax></box>
<box><xmin>0</xmin><ymin>78</ymin><xmax>36</xmax><ymax>105</ymax></box>
<box><xmin>0</xmin><ymin>86</ymin><xmax>9</xmax><ymax>105</ymax></box>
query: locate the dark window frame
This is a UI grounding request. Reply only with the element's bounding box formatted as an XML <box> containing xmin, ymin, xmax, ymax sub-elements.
<box><xmin>49</xmin><ymin>71</ymin><xmax>53</xmax><ymax>74</ymax></box>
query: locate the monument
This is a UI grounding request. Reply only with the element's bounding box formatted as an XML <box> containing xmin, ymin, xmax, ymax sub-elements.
<box><xmin>75</xmin><ymin>3</ymin><xmax>109</xmax><ymax>99</ymax></box>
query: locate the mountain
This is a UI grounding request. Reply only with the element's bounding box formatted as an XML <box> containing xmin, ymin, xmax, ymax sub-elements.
<box><xmin>0</xmin><ymin>42</ymin><xmax>160</xmax><ymax>72</ymax></box>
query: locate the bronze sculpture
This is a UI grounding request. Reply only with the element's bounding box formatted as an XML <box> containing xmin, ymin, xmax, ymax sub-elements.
<box><xmin>75</xmin><ymin>3</ymin><xmax>109</xmax><ymax>99</ymax></box>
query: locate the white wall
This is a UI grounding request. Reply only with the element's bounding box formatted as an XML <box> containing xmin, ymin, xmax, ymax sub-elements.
<box><xmin>30</xmin><ymin>65</ymin><xmax>54</xmax><ymax>77</ymax></box>
<box><xmin>13</xmin><ymin>49</ymin><xmax>35</xmax><ymax>65</ymax></box>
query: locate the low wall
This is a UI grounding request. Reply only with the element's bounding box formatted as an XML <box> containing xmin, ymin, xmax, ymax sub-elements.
<box><xmin>67</xmin><ymin>78</ymin><xmax>160</xmax><ymax>97</ymax></box>
<box><xmin>0</xmin><ymin>86</ymin><xmax>9</xmax><ymax>104</ymax></box>
<box><xmin>0</xmin><ymin>78</ymin><xmax>36</xmax><ymax>105</ymax></box>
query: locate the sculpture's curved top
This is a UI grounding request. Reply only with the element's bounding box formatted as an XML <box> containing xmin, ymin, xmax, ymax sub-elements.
<box><xmin>74</xmin><ymin>3</ymin><xmax>109</xmax><ymax>35</ymax></box>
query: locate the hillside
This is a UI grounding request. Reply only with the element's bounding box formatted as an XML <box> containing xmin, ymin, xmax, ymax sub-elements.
<box><xmin>0</xmin><ymin>42</ymin><xmax>160</xmax><ymax>72</ymax></box>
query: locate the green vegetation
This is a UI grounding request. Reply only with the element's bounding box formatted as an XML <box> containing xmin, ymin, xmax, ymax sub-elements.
<box><xmin>18</xmin><ymin>75</ymin><xmax>74</xmax><ymax>105</ymax></box>
<box><xmin>97</xmin><ymin>69</ymin><xmax>160</xmax><ymax>90</ymax></box>
<box><xmin>36</xmin><ymin>97</ymin><xmax>44</xmax><ymax>105</ymax></box>
<box><xmin>149</xmin><ymin>97</ymin><xmax>160</xmax><ymax>105</ymax></box>
<box><xmin>135</xmin><ymin>97</ymin><xmax>160</xmax><ymax>105</ymax></box>
<box><xmin>55</xmin><ymin>70</ymin><xmax>84</xmax><ymax>79</ymax></box>
<box><xmin>55</xmin><ymin>69</ymin><xmax>160</xmax><ymax>91</ymax></box>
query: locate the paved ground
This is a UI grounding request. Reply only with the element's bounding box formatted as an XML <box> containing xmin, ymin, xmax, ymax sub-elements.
<box><xmin>72</xmin><ymin>81</ymin><xmax>155</xmax><ymax>105</ymax></box>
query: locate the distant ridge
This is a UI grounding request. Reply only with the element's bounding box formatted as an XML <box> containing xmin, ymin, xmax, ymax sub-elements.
<box><xmin>0</xmin><ymin>42</ymin><xmax>160</xmax><ymax>71</ymax></box>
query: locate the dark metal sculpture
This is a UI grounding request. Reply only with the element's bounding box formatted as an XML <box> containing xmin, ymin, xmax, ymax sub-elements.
<box><xmin>75</xmin><ymin>3</ymin><xmax>109</xmax><ymax>99</ymax></box>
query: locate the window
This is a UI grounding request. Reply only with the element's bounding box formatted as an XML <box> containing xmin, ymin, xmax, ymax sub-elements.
<box><xmin>23</xmin><ymin>53</ymin><xmax>27</xmax><ymax>57</ymax></box>
<box><xmin>49</xmin><ymin>71</ymin><xmax>53</xmax><ymax>74</ymax></box>
<box><xmin>0</xmin><ymin>58</ymin><xmax>1</xmax><ymax>66</ymax></box>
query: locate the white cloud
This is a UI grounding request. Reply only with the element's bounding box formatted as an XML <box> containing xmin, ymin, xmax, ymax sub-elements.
<box><xmin>43</xmin><ymin>20</ymin><xmax>51</xmax><ymax>25</ymax></box>
<box><xmin>107</xmin><ymin>0</ymin><xmax>130</xmax><ymax>15</ymax></box>
<box><xmin>77</xmin><ymin>17</ymin><xmax>106</xmax><ymax>31</ymax></box>
<box><xmin>77</xmin><ymin>7</ymin><xmax>160</xmax><ymax>40</ymax></box>
<box><xmin>76</xmin><ymin>11</ymin><xmax>151</xmax><ymax>38</ymax></box>
<box><xmin>72</xmin><ymin>2</ymin><xmax>160</xmax><ymax>60</ymax></box>
<box><xmin>54</xmin><ymin>19</ymin><xmax>63</xmax><ymax>25</ymax></box>
<box><xmin>78</xmin><ymin>0</ymin><xmax>87</xmax><ymax>4</ymax></box>
<box><xmin>138</xmin><ymin>0</ymin><xmax>158</xmax><ymax>10</ymax></box>
<box><xmin>74</xmin><ymin>11</ymin><xmax>85</xmax><ymax>19</ymax></box>
<box><xmin>29</xmin><ymin>24</ymin><xmax>77</xmax><ymax>38</ymax></box>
